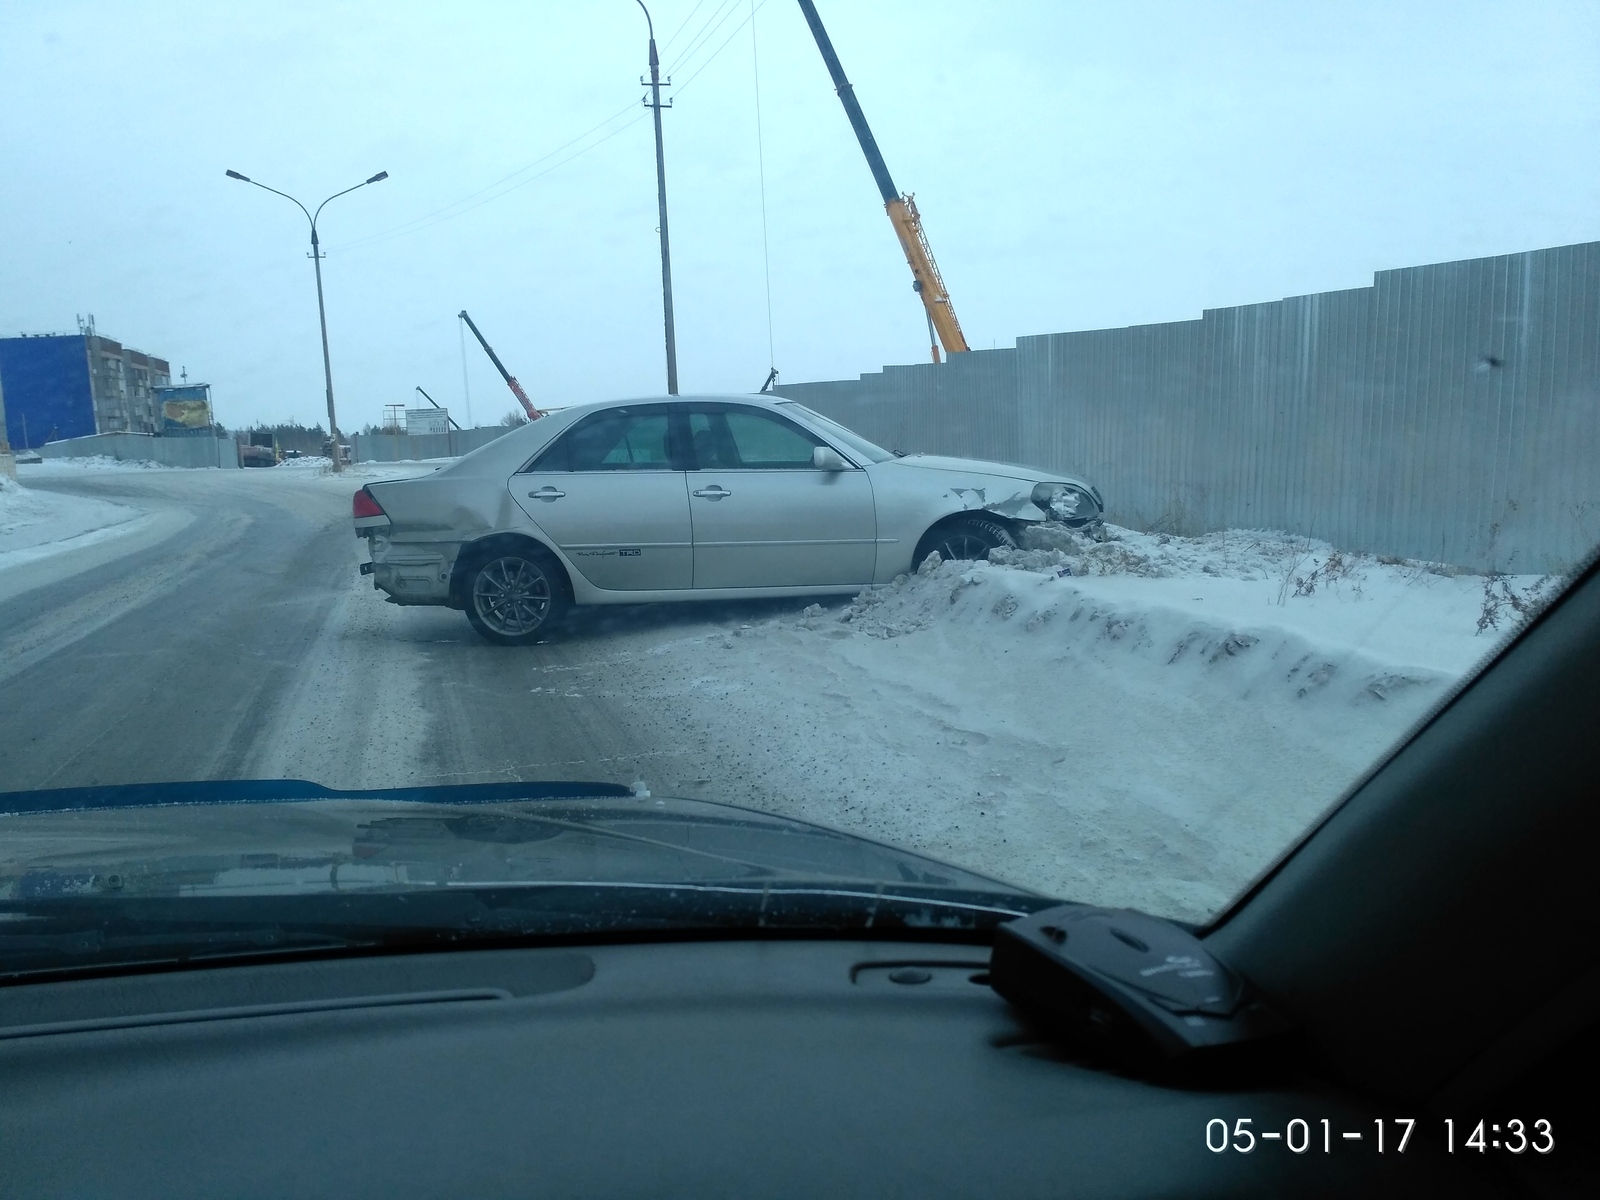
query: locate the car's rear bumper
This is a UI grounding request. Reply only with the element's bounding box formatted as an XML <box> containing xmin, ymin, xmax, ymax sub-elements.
<box><xmin>368</xmin><ymin>555</ymin><xmax>452</xmax><ymax>605</ymax></box>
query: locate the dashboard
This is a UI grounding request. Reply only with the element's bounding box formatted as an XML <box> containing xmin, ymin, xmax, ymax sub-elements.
<box><xmin>0</xmin><ymin>938</ymin><xmax>1509</xmax><ymax>1198</ymax></box>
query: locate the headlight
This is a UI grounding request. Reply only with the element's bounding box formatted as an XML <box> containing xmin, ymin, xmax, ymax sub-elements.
<box><xmin>1031</xmin><ymin>482</ymin><xmax>1100</xmax><ymax>527</ymax></box>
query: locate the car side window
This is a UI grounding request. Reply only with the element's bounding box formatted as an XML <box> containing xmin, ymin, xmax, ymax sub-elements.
<box><xmin>529</xmin><ymin>412</ymin><xmax>673</xmax><ymax>472</ymax></box>
<box><xmin>687</xmin><ymin>408</ymin><xmax>821</xmax><ymax>469</ymax></box>
<box><xmin>725</xmin><ymin>410</ymin><xmax>822</xmax><ymax>467</ymax></box>
<box><xmin>686</xmin><ymin>411</ymin><xmax>739</xmax><ymax>470</ymax></box>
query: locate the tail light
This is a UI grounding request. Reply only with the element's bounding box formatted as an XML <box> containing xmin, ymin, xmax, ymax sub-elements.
<box><xmin>352</xmin><ymin>488</ymin><xmax>386</xmax><ymax>519</ymax></box>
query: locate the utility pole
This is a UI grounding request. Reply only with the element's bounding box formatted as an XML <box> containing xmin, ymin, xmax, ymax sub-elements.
<box><xmin>637</xmin><ymin>1</ymin><xmax>678</xmax><ymax>394</ymax></box>
<box><xmin>0</xmin><ymin>368</ymin><xmax>11</xmax><ymax>460</ymax></box>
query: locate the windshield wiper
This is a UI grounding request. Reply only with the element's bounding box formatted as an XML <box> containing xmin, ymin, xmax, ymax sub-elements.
<box><xmin>441</xmin><ymin>879</ymin><xmax>1035</xmax><ymax>919</ymax></box>
<box><xmin>0</xmin><ymin>918</ymin><xmax>363</xmax><ymax>983</ymax></box>
<box><xmin>0</xmin><ymin>882</ymin><xmax>1052</xmax><ymax>982</ymax></box>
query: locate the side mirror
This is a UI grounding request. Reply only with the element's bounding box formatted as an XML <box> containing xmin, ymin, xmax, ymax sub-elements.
<box><xmin>812</xmin><ymin>446</ymin><xmax>849</xmax><ymax>471</ymax></box>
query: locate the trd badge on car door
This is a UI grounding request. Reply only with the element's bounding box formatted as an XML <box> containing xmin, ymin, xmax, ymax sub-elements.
<box><xmin>619</xmin><ymin>548</ymin><xmax>642</xmax><ymax>557</ymax></box>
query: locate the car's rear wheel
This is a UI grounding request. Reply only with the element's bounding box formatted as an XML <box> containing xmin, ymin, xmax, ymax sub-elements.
<box><xmin>463</xmin><ymin>552</ymin><xmax>567</xmax><ymax>645</ymax></box>
<box><xmin>915</xmin><ymin>515</ymin><xmax>1018</xmax><ymax>565</ymax></box>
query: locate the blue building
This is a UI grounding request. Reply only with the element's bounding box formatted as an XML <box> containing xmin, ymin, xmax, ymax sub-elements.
<box><xmin>0</xmin><ymin>329</ymin><xmax>172</xmax><ymax>449</ymax></box>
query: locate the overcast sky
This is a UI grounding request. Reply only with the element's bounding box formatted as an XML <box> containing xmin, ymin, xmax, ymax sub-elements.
<box><xmin>3</xmin><ymin>1</ymin><xmax>1596</xmax><ymax>432</ymax></box>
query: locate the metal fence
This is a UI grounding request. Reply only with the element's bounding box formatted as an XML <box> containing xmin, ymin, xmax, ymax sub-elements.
<box><xmin>351</xmin><ymin>426</ymin><xmax>511</xmax><ymax>463</ymax></box>
<box><xmin>777</xmin><ymin>240</ymin><xmax>1600</xmax><ymax>573</ymax></box>
<box><xmin>38</xmin><ymin>433</ymin><xmax>239</xmax><ymax>469</ymax></box>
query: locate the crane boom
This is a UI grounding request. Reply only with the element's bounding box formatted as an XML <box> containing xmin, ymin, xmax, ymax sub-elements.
<box><xmin>458</xmin><ymin>310</ymin><xmax>542</xmax><ymax>420</ymax></box>
<box><xmin>797</xmin><ymin>0</ymin><xmax>968</xmax><ymax>362</ymax></box>
<box><xmin>414</xmin><ymin>386</ymin><xmax>462</xmax><ymax>430</ymax></box>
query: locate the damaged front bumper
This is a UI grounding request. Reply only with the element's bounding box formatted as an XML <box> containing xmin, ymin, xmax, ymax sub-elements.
<box><xmin>951</xmin><ymin>483</ymin><xmax>1106</xmax><ymax>534</ymax></box>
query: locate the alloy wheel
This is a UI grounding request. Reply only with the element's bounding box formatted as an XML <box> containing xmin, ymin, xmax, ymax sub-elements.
<box><xmin>935</xmin><ymin>532</ymin><xmax>996</xmax><ymax>561</ymax></box>
<box><xmin>472</xmin><ymin>557</ymin><xmax>552</xmax><ymax>637</ymax></box>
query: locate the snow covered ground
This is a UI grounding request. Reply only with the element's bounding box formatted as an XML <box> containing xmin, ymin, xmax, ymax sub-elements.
<box><xmin>18</xmin><ymin>454</ymin><xmax>174</xmax><ymax>472</ymax></box>
<box><xmin>597</xmin><ymin>525</ymin><xmax>1552</xmax><ymax>923</ymax></box>
<box><xmin>248</xmin><ymin>456</ymin><xmax>452</xmax><ymax>493</ymax></box>
<box><xmin>272</xmin><ymin>455</ymin><xmax>453</xmax><ymax>475</ymax></box>
<box><xmin>0</xmin><ymin>472</ymin><xmax>149</xmax><ymax>572</ymax></box>
<box><xmin>6</xmin><ymin>460</ymin><xmax>1555</xmax><ymax>925</ymax></box>
<box><xmin>1</xmin><ymin>457</ymin><xmax>442</xmax><ymax>599</ymax></box>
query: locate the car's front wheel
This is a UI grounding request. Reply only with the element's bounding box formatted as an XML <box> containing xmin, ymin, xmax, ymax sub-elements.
<box><xmin>915</xmin><ymin>515</ymin><xmax>1018</xmax><ymax>566</ymax></box>
<box><xmin>463</xmin><ymin>552</ymin><xmax>567</xmax><ymax>645</ymax></box>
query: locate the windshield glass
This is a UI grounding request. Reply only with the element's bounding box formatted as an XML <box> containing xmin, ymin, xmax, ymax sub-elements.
<box><xmin>777</xmin><ymin>401</ymin><xmax>896</xmax><ymax>462</ymax></box>
<box><xmin>1</xmin><ymin>1</ymin><xmax>1594</xmax><ymax>970</ymax></box>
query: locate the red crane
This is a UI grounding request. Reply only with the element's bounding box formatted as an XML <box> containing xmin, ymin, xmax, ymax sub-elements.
<box><xmin>458</xmin><ymin>310</ymin><xmax>542</xmax><ymax>421</ymax></box>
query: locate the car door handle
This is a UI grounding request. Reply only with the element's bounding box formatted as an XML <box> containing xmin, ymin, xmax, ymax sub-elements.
<box><xmin>528</xmin><ymin>487</ymin><xmax>566</xmax><ymax>501</ymax></box>
<box><xmin>692</xmin><ymin>485</ymin><xmax>732</xmax><ymax>500</ymax></box>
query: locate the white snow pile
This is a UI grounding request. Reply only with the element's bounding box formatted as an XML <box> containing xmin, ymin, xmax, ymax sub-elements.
<box><xmin>0</xmin><ymin>476</ymin><xmax>53</xmax><ymax>533</ymax></box>
<box><xmin>617</xmin><ymin>525</ymin><xmax>1558</xmax><ymax>923</ymax></box>
<box><xmin>834</xmin><ymin>550</ymin><xmax>1453</xmax><ymax>706</ymax></box>
<box><xmin>273</xmin><ymin>455</ymin><xmax>339</xmax><ymax>470</ymax></box>
<box><xmin>25</xmin><ymin>454</ymin><xmax>171</xmax><ymax>471</ymax></box>
<box><xmin>995</xmin><ymin>522</ymin><xmax>1308</xmax><ymax>579</ymax></box>
<box><xmin>833</xmin><ymin>524</ymin><xmax>1554</xmax><ymax>672</ymax></box>
<box><xmin>0</xmin><ymin>475</ymin><xmax>141</xmax><ymax>567</ymax></box>
<box><xmin>268</xmin><ymin>457</ymin><xmax>451</xmax><ymax>478</ymax></box>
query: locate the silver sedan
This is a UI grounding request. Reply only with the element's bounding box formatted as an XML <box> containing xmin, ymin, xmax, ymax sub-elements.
<box><xmin>352</xmin><ymin>395</ymin><xmax>1103</xmax><ymax>645</ymax></box>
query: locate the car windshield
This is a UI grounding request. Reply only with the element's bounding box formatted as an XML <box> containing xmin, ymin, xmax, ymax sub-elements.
<box><xmin>1</xmin><ymin>2</ymin><xmax>1595</xmax><ymax>970</ymax></box>
<box><xmin>777</xmin><ymin>401</ymin><xmax>897</xmax><ymax>463</ymax></box>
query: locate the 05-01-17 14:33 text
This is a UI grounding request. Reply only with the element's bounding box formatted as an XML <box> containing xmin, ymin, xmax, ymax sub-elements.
<box><xmin>1205</xmin><ymin>1117</ymin><xmax>1554</xmax><ymax>1155</ymax></box>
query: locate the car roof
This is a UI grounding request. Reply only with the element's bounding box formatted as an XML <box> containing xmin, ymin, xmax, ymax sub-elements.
<box><xmin>554</xmin><ymin>394</ymin><xmax>796</xmax><ymax>418</ymax></box>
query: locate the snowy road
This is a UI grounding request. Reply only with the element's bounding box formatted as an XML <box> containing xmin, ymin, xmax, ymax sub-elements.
<box><xmin>0</xmin><ymin>464</ymin><xmax>1530</xmax><ymax>921</ymax></box>
<box><xmin>0</xmin><ymin>465</ymin><xmax>718</xmax><ymax>797</ymax></box>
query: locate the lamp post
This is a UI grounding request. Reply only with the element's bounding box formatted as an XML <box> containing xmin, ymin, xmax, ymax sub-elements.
<box><xmin>636</xmin><ymin>1</ymin><xmax>678</xmax><ymax>394</ymax></box>
<box><xmin>225</xmin><ymin>168</ymin><xmax>389</xmax><ymax>472</ymax></box>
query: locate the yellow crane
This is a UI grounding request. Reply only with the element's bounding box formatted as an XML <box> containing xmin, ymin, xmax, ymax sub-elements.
<box><xmin>797</xmin><ymin>0</ymin><xmax>969</xmax><ymax>363</ymax></box>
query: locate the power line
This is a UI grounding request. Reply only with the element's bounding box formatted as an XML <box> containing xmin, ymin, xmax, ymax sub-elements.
<box><xmin>331</xmin><ymin>107</ymin><xmax>648</xmax><ymax>252</ymax></box>
<box><xmin>673</xmin><ymin>0</ymin><xmax>771</xmax><ymax>97</ymax></box>
<box><xmin>659</xmin><ymin>0</ymin><xmax>708</xmax><ymax>54</ymax></box>
<box><xmin>667</xmin><ymin>0</ymin><xmax>742</xmax><ymax>77</ymax></box>
<box><xmin>328</xmin><ymin>100</ymin><xmax>641</xmax><ymax>251</ymax></box>
<box><xmin>324</xmin><ymin>1</ymin><xmax>772</xmax><ymax>255</ymax></box>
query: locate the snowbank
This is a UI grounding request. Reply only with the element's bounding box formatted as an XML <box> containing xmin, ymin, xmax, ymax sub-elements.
<box><xmin>258</xmin><ymin>457</ymin><xmax>450</xmax><ymax>482</ymax></box>
<box><xmin>275</xmin><ymin>456</ymin><xmax>455</xmax><ymax>472</ymax></box>
<box><xmin>0</xmin><ymin>475</ymin><xmax>143</xmax><ymax>569</ymax></box>
<box><xmin>992</xmin><ymin>524</ymin><xmax>1547</xmax><ymax>675</ymax></box>
<box><xmin>0</xmin><ymin>476</ymin><xmax>53</xmax><ymax>531</ymax></box>
<box><xmin>23</xmin><ymin>454</ymin><xmax>172</xmax><ymax>472</ymax></box>
<box><xmin>610</xmin><ymin>526</ymin><xmax>1551</xmax><ymax>923</ymax></box>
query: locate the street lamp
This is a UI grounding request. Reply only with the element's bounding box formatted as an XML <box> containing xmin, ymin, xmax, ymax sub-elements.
<box><xmin>635</xmin><ymin>1</ymin><xmax>677</xmax><ymax>394</ymax></box>
<box><xmin>225</xmin><ymin>168</ymin><xmax>389</xmax><ymax>472</ymax></box>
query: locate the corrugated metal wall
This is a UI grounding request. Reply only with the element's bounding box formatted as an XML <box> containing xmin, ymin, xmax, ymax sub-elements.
<box><xmin>37</xmin><ymin>433</ymin><xmax>239</xmax><ymax>468</ymax></box>
<box><xmin>352</xmin><ymin>426</ymin><xmax>511</xmax><ymax>463</ymax></box>
<box><xmin>777</xmin><ymin>241</ymin><xmax>1600</xmax><ymax>573</ymax></box>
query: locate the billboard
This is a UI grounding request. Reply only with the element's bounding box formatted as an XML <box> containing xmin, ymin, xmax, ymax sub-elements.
<box><xmin>156</xmin><ymin>384</ymin><xmax>212</xmax><ymax>431</ymax></box>
<box><xmin>406</xmin><ymin>408</ymin><xmax>450</xmax><ymax>436</ymax></box>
